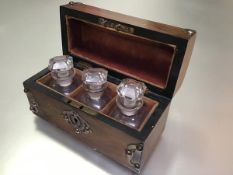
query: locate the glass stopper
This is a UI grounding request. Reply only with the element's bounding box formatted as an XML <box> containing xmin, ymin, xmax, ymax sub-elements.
<box><xmin>116</xmin><ymin>78</ymin><xmax>146</xmax><ymax>116</ymax></box>
<box><xmin>82</xmin><ymin>68</ymin><xmax>108</xmax><ymax>100</ymax></box>
<box><xmin>48</xmin><ymin>55</ymin><xmax>75</xmax><ymax>87</ymax></box>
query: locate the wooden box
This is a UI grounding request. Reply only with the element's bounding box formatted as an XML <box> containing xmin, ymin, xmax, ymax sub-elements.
<box><xmin>23</xmin><ymin>2</ymin><xmax>196</xmax><ymax>174</ymax></box>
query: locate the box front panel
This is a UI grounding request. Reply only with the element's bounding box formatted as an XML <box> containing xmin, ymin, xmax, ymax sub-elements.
<box><xmin>25</xmin><ymin>88</ymin><xmax>143</xmax><ymax>172</ymax></box>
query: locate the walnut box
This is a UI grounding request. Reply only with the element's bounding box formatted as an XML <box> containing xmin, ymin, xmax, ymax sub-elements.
<box><xmin>23</xmin><ymin>2</ymin><xmax>196</xmax><ymax>174</ymax></box>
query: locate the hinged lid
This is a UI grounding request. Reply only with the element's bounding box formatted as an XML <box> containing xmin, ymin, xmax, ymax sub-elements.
<box><xmin>60</xmin><ymin>2</ymin><xmax>196</xmax><ymax>98</ymax></box>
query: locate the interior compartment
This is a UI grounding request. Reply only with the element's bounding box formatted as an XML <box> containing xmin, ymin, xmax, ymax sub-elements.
<box><xmin>102</xmin><ymin>96</ymin><xmax>158</xmax><ymax>131</ymax></box>
<box><xmin>37</xmin><ymin>68</ymin><xmax>82</xmax><ymax>95</ymax></box>
<box><xmin>70</xmin><ymin>82</ymin><xmax>117</xmax><ymax>110</ymax></box>
<box><xmin>66</xmin><ymin>17</ymin><xmax>176</xmax><ymax>89</ymax></box>
<box><xmin>37</xmin><ymin>68</ymin><xmax>159</xmax><ymax>131</ymax></box>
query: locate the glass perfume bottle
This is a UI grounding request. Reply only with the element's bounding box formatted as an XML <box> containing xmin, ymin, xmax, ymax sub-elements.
<box><xmin>116</xmin><ymin>78</ymin><xmax>147</xmax><ymax>116</ymax></box>
<box><xmin>48</xmin><ymin>55</ymin><xmax>81</xmax><ymax>95</ymax></box>
<box><xmin>73</xmin><ymin>68</ymin><xmax>113</xmax><ymax>110</ymax></box>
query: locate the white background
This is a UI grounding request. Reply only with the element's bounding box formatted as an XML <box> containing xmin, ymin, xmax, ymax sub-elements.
<box><xmin>0</xmin><ymin>0</ymin><xmax>233</xmax><ymax>175</ymax></box>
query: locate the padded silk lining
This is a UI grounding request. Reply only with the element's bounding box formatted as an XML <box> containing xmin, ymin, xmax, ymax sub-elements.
<box><xmin>67</xmin><ymin>17</ymin><xmax>175</xmax><ymax>89</ymax></box>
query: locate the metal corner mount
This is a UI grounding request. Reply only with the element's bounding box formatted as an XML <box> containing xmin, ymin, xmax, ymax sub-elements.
<box><xmin>63</xmin><ymin>110</ymin><xmax>92</xmax><ymax>134</ymax></box>
<box><xmin>126</xmin><ymin>143</ymin><xmax>144</xmax><ymax>173</ymax></box>
<box><xmin>185</xmin><ymin>28</ymin><xmax>196</xmax><ymax>36</ymax></box>
<box><xmin>24</xmin><ymin>89</ymin><xmax>39</xmax><ymax>114</ymax></box>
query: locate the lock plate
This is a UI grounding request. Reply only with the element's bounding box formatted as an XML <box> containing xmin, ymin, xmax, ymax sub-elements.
<box><xmin>63</xmin><ymin>110</ymin><xmax>92</xmax><ymax>134</ymax></box>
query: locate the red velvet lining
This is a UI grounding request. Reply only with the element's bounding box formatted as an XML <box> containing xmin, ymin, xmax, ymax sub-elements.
<box><xmin>67</xmin><ymin>17</ymin><xmax>175</xmax><ymax>89</ymax></box>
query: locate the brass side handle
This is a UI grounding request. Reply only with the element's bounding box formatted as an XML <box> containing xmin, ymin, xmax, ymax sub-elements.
<box><xmin>126</xmin><ymin>143</ymin><xmax>143</xmax><ymax>173</ymax></box>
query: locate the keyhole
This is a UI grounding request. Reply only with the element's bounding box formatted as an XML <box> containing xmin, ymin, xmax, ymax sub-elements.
<box><xmin>73</xmin><ymin>117</ymin><xmax>78</xmax><ymax>123</ymax></box>
<box><xmin>71</xmin><ymin>116</ymin><xmax>78</xmax><ymax>125</ymax></box>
